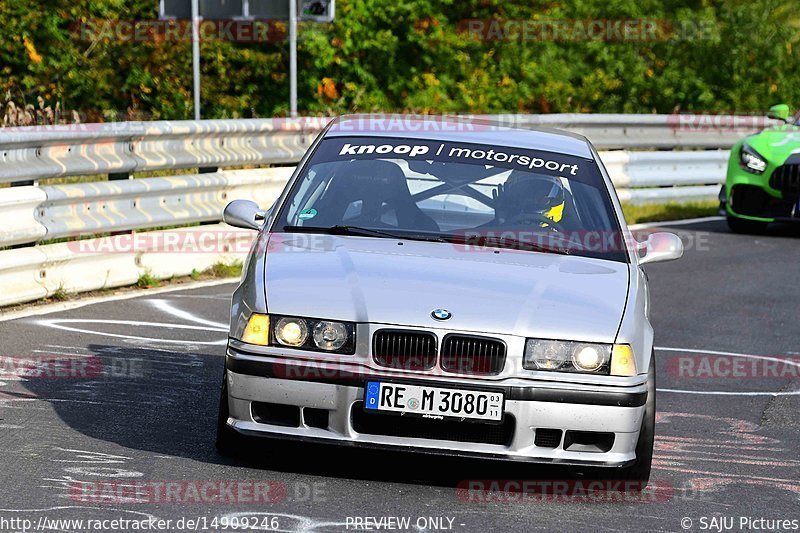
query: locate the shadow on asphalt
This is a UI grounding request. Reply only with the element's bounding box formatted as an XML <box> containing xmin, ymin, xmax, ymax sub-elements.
<box><xmin>22</xmin><ymin>344</ymin><xmax>594</xmax><ymax>489</ymax></box>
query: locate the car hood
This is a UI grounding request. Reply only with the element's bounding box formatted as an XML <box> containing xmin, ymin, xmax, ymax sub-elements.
<box><xmin>264</xmin><ymin>233</ymin><xmax>630</xmax><ymax>343</ymax></box>
<box><xmin>746</xmin><ymin>125</ymin><xmax>800</xmax><ymax>163</ymax></box>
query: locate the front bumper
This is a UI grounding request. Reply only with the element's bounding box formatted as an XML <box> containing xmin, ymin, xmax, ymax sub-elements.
<box><xmin>224</xmin><ymin>343</ymin><xmax>648</xmax><ymax>467</ymax></box>
<box><xmin>725</xmin><ymin>164</ymin><xmax>800</xmax><ymax>222</ymax></box>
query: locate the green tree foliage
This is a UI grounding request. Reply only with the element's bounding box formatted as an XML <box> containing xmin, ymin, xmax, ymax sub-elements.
<box><xmin>1</xmin><ymin>0</ymin><xmax>798</xmax><ymax>121</ymax></box>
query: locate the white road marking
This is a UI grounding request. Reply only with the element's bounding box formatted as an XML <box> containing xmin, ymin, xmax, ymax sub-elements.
<box><xmin>658</xmin><ymin>346</ymin><xmax>800</xmax><ymax>365</ymax></box>
<box><xmin>629</xmin><ymin>215</ymin><xmax>723</xmax><ymax>230</ymax></box>
<box><xmin>0</xmin><ymin>377</ymin><xmax>28</xmax><ymax>382</ymax></box>
<box><xmin>218</xmin><ymin>512</ymin><xmax>349</xmax><ymax>533</ymax></box>
<box><xmin>36</xmin><ymin>318</ymin><xmax>226</xmax><ymax>345</ymax></box>
<box><xmin>655</xmin><ymin>346</ymin><xmax>800</xmax><ymax>396</ymax></box>
<box><xmin>0</xmin><ymin>279</ymin><xmax>237</xmax><ymax>323</ymax></box>
<box><xmin>30</xmin><ymin>350</ymin><xmax>94</xmax><ymax>357</ymax></box>
<box><xmin>1</xmin><ymin>398</ymin><xmax>114</xmax><ymax>405</ymax></box>
<box><xmin>63</xmin><ymin>466</ymin><xmax>142</xmax><ymax>478</ymax></box>
<box><xmin>45</xmin><ymin>345</ymin><xmax>97</xmax><ymax>351</ymax></box>
<box><xmin>53</xmin><ymin>448</ymin><xmax>132</xmax><ymax>463</ymax></box>
<box><xmin>658</xmin><ymin>389</ymin><xmax>800</xmax><ymax>396</ymax></box>
<box><xmin>149</xmin><ymin>298</ymin><xmax>228</xmax><ymax>329</ymax></box>
<box><xmin>167</xmin><ymin>293</ymin><xmax>231</xmax><ymax>300</ymax></box>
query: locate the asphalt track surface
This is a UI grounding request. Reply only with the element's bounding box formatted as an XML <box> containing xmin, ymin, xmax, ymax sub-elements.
<box><xmin>0</xmin><ymin>217</ymin><xmax>798</xmax><ymax>533</ymax></box>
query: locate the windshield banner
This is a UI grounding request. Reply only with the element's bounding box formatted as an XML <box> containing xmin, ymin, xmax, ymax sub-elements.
<box><xmin>314</xmin><ymin>137</ymin><xmax>599</xmax><ymax>183</ymax></box>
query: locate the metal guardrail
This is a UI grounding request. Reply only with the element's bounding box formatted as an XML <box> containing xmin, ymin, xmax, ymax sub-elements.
<box><xmin>0</xmin><ymin>113</ymin><xmax>764</xmax><ymax>184</ymax></box>
<box><xmin>0</xmin><ymin>119</ymin><xmax>324</xmax><ymax>183</ymax></box>
<box><xmin>37</xmin><ymin>168</ymin><xmax>292</xmax><ymax>241</ymax></box>
<box><xmin>0</xmin><ymin>114</ymin><xmax>761</xmax><ymax>307</ymax></box>
<box><xmin>489</xmin><ymin>114</ymin><xmax>762</xmax><ymax>149</ymax></box>
<box><xmin>601</xmin><ymin>149</ymin><xmax>730</xmax><ymax>204</ymax></box>
<box><xmin>0</xmin><ymin>223</ymin><xmax>254</xmax><ymax>307</ymax></box>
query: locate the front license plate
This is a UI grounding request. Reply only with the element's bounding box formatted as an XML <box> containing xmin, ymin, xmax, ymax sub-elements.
<box><xmin>364</xmin><ymin>381</ymin><xmax>504</xmax><ymax>422</ymax></box>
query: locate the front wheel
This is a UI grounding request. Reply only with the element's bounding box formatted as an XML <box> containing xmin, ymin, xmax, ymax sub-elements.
<box><xmin>727</xmin><ymin>214</ymin><xmax>768</xmax><ymax>235</ymax></box>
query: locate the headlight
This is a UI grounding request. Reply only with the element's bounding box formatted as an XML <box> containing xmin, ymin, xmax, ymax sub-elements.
<box><xmin>269</xmin><ymin>315</ymin><xmax>355</xmax><ymax>354</ymax></box>
<box><xmin>313</xmin><ymin>321</ymin><xmax>349</xmax><ymax>351</ymax></box>
<box><xmin>572</xmin><ymin>345</ymin><xmax>606</xmax><ymax>371</ymax></box>
<box><xmin>524</xmin><ymin>339</ymin><xmax>611</xmax><ymax>374</ymax></box>
<box><xmin>523</xmin><ymin>339</ymin><xmax>636</xmax><ymax>376</ymax></box>
<box><xmin>739</xmin><ymin>144</ymin><xmax>767</xmax><ymax>174</ymax></box>
<box><xmin>274</xmin><ymin>317</ymin><xmax>309</xmax><ymax>347</ymax></box>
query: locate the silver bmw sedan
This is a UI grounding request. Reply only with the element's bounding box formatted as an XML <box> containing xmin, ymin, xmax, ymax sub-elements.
<box><xmin>217</xmin><ymin>115</ymin><xmax>683</xmax><ymax>486</ymax></box>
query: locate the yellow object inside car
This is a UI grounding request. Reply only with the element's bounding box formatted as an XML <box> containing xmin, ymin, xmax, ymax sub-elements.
<box><xmin>543</xmin><ymin>201</ymin><xmax>565</xmax><ymax>224</ymax></box>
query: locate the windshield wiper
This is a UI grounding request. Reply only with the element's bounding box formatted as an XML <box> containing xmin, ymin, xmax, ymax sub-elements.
<box><xmin>475</xmin><ymin>234</ymin><xmax>572</xmax><ymax>255</ymax></box>
<box><xmin>284</xmin><ymin>225</ymin><xmax>577</xmax><ymax>254</ymax></box>
<box><xmin>330</xmin><ymin>225</ymin><xmax>407</xmax><ymax>239</ymax></box>
<box><xmin>283</xmin><ymin>225</ymin><xmax>446</xmax><ymax>243</ymax></box>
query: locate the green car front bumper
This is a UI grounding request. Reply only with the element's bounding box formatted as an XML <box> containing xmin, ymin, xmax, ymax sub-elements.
<box><xmin>724</xmin><ymin>147</ymin><xmax>800</xmax><ymax>223</ymax></box>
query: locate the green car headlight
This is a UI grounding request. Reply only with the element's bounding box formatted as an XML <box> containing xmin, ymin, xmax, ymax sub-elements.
<box><xmin>523</xmin><ymin>339</ymin><xmax>611</xmax><ymax>374</ymax></box>
<box><xmin>739</xmin><ymin>144</ymin><xmax>767</xmax><ymax>174</ymax></box>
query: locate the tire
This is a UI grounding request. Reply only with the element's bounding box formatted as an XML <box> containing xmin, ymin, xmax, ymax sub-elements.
<box><xmin>609</xmin><ymin>353</ymin><xmax>655</xmax><ymax>490</ymax></box>
<box><xmin>215</xmin><ymin>370</ymin><xmax>244</xmax><ymax>456</ymax></box>
<box><xmin>727</xmin><ymin>214</ymin><xmax>768</xmax><ymax>235</ymax></box>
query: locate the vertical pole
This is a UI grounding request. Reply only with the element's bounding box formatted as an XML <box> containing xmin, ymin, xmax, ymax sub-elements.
<box><xmin>191</xmin><ymin>0</ymin><xmax>201</xmax><ymax>120</ymax></box>
<box><xmin>289</xmin><ymin>0</ymin><xmax>298</xmax><ymax>118</ymax></box>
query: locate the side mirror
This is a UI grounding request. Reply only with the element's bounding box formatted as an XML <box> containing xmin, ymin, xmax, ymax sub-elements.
<box><xmin>638</xmin><ymin>232</ymin><xmax>683</xmax><ymax>265</ymax></box>
<box><xmin>767</xmin><ymin>104</ymin><xmax>791</xmax><ymax>123</ymax></box>
<box><xmin>223</xmin><ymin>200</ymin><xmax>267</xmax><ymax>230</ymax></box>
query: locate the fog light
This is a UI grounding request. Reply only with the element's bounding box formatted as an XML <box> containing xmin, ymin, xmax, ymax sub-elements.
<box><xmin>242</xmin><ymin>314</ymin><xmax>270</xmax><ymax>346</ymax></box>
<box><xmin>275</xmin><ymin>317</ymin><xmax>308</xmax><ymax>347</ymax></box>
<box><xmin>611</xmin><ymin>344</ymin><xmax>637</xmax><ymax>376</ymax></box>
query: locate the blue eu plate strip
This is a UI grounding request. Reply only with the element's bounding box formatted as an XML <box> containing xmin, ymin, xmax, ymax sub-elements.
<box><xmin>364</xmin><ymin>381</ymin><xmax>381</xmax><ymax>410</ymax></box>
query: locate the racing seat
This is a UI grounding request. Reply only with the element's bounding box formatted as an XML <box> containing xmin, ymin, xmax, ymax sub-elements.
<box><xmin>314</xmin><ymin>160</ymin><xmax>439</xmax><ymax>231</ymax></box>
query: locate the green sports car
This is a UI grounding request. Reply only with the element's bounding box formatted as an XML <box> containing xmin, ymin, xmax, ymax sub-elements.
<box><xmin>721</xmin><ymin>104</ymin><xmax>800</xmax><ymax>233</ymax></box>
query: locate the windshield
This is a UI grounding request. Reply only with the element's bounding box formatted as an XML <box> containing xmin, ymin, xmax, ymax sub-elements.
<box><xmin>274</xmin><ymin>136</ymin><xmax>627</xmax><ymax>262</ymax></box>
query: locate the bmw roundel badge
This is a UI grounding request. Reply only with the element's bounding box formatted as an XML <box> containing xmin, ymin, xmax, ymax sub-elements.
<box><xmin>431</xmin><ymin>308</ymin><xmax>452</xmax><ymax>321</ymax></box>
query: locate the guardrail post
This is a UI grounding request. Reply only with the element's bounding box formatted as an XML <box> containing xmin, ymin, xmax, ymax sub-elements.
<box><xmin>198</xmin><ymin>167</ymin><xmax>219</xmax><ymax>225</ymax></box>
<box><xmin>107</xmin><ymin>173</ymin><xmax>131</xmax><ymax>235</ymax></box>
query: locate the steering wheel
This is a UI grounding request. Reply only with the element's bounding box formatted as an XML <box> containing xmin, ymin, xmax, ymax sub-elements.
<box><xmin>507</xmin><ymin>212</ymin><xmax>564</xmax><ymax>233</ymax></box>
